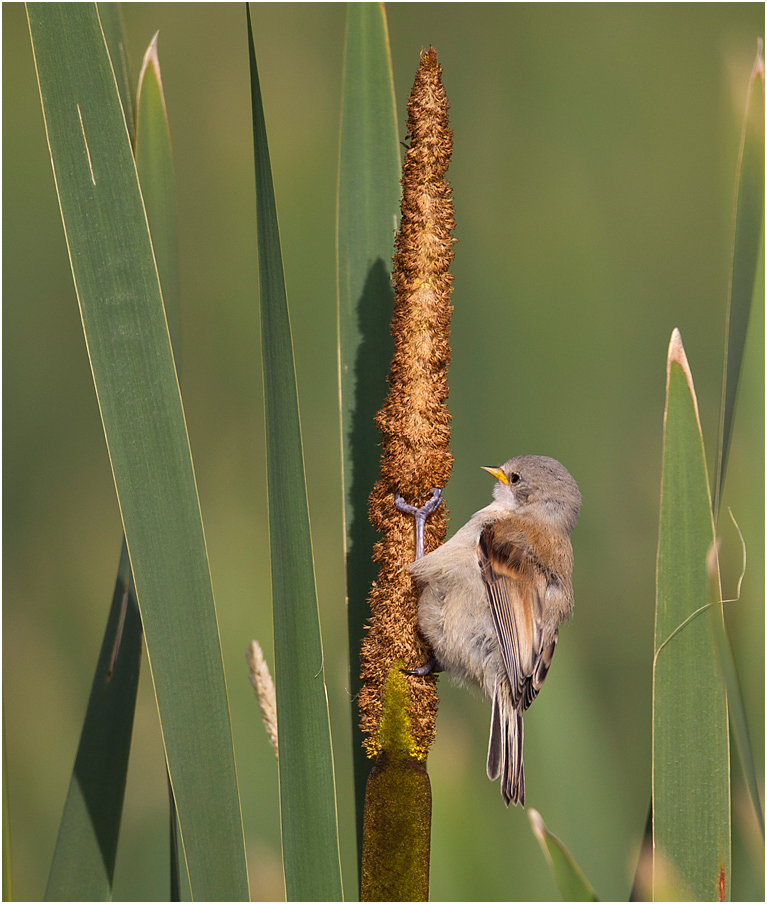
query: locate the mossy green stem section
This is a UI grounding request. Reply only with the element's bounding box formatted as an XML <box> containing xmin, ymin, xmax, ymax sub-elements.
<box><xmin>360</xmin><ymin>664</ymin><xmax>431</xmax><ymax>901</ymax></box>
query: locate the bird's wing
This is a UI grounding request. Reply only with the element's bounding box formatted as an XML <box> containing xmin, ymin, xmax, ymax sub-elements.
<box><xmin>478</xmin><ymin>522</ymin><xmax>557</xmax><ymax>711</ymax></box>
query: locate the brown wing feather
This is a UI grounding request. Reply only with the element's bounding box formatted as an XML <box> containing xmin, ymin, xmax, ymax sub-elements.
<box><xmin>479</xmin><ymin>521</ymin><xmax>557</xmax><ymax>712</ymax></box>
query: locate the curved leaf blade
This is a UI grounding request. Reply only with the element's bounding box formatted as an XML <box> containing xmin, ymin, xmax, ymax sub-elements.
<box><xmin>27</xmin><ymin>5</ymin><xmax>249</xmax><ymax>899</ymax></box>
<box><xmin>41</xmin><ymin>9</ymin><xmax>143</xmax><ymax>898</ymax></box>
<box><xmin>711</xmin><ymin>39</ymin><xmax>765</xmax><ymax>845</ymax></box>
<box><xmin>246</xmin><ymin>6</ymin><xmax>343</xmax><ymax>900</ymax></box>
<box><xmin>715</xmin><ymin>41</ymin><xmax>765</xmax><ymax>516</ymax></box>
<box><xmin>337</xmin><ymin>1</ymin><xmax>400</xmax><ymax>875</ymax></box>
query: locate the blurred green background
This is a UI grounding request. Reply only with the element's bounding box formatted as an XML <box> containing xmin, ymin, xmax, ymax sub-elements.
<box><xmin>4</xmin><ymin>2</ymin><xmax>764</xmax><ymax>900</ymax></box>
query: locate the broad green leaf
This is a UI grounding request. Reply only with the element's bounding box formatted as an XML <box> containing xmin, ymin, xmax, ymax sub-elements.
<box><xmin>45</xmin><ymin>543</ymin><xmax>142</xmax><ymax>901</ymax></box>
<box><xmin>337</xmin><ymin>2</ymin><xmax>400</xmax><ymax>874</ymax></box>
<box><xmin>528</xmin><ymin>809</ymin><xmax>599</xmax><ymax>902</ymax></box>
<box><xmin>42</xmin><ymin>9</ymin><xmax>142</xmax><ymax>898</ymax></box>
<box><xmin>715</xmin><ymin>41</ymin><xmax>764</xmax><ymax>516</ymax></box>
<box><xmin>246</xmin><ymin>6</ymin><xmax>343</xmax><ymax>900</ymax></box>
<box><xmin>27</xmin><ymin>5</ymin><xmax>249</xmax><ymax>899</ymax></box>
<box><xmin>653</xmin><ymin>329</ymin><xmax>730</xmax><ymax>901</ymax></box>
<box><xmin>44</xmin><ymin>24</ymin><xmax>189</xmax><ymax>903</ymax></box>
<box><xmin>710</xmin><ymin>42</ymin><xmax>765</xmax><ymax>841</ymax></box>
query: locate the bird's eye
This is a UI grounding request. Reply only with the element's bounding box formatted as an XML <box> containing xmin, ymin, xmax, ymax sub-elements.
<box><xmin>510</xmin><ymin>472</ymin><xmax>521</xmax><ymax>484</ymax></box>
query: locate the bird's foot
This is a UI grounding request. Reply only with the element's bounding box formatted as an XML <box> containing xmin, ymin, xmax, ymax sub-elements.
<box><xmin>395</xmin><ymin>487</ymin><xmax>443</xmax><ymax>559</ymax></box>
<box><xmin>402</xmin><ymin>657</ymin><xmax>444</xmax><ymax>677</ymax></box>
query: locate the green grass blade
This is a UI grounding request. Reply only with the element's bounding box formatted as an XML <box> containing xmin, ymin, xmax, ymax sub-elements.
<box><xmin>96</xmin><ymin>3</ymin><xmax>133</xmax><ymax>144</ymax></box>
<box><xmin>27</xmin><ymin>5</ymin><xmax>249</xmax><ymax>899</ymax></box>
<box><xmin>337</xmin><ymin>2</ymin><xmax>400</xmax><ymax>875</ymax></box>
<box><xmin>711</xmin><ymin>40</ymin><xmax>766</xmax><ymax>845</ymax></box>
<box><xmin>528</xmin><ymin>809</ymin><xmax>599</xmax><ymax>902</ymax></box>
<box><xmin>246</xmin><ymin>6</ymin><xmax>343</xmax><ymax>900</ymax></box>
<box><xmin>45</xmin><ymin>25</ymin><xmax>188</xmax><ymax>903</ymax></box>
<box><xmin>134</xmin><ymin>34</ymin><xmax>188</xmax><ymax>897</ymax></box>
<box><xmin>42</xmin><ymin>10</ymin><xmax>142</xmax><ymax>898</ymax></box>
<box><xmin>44</xmin><ymin>542</ymin><xmax>142</xmax><ymax>901</ymax></box>
<box><xmin>653</xmin><ymin>330</ymin><xmax>730</xmax><ymax>901</ymax></box>
<box><xmin>714</xmin><ymin>42</ymin><xmax>764</xmax><ymax>517</ymax></box>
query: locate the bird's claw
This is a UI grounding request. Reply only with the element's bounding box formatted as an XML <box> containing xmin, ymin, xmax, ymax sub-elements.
<box><xmin>402</xmin><ymin>657</ymin><xmax>443</xmax><ymax>676</ymax></box>
<box><xmin>395</xmin><ymin>487</ymin><xmax>443</xmax><ymax>559</ymax></box>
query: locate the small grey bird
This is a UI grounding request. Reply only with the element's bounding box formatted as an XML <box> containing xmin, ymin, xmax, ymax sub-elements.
<box><xmin>399</xmin><ymin>455</ymin><xmax>581</xmax><ymax>806</ymax></box>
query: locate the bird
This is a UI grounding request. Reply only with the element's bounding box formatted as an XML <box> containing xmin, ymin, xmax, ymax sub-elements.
<box><xmin>397</xmin><ymin>455</ymin><xmax>581</xmax><ymax>806</ymax></box>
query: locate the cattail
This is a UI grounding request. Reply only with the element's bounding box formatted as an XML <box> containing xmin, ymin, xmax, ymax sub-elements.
<box><xmin>359</xmin><ymin>46</ymin><xmax>454</xmax><ymax>761</ymax></box>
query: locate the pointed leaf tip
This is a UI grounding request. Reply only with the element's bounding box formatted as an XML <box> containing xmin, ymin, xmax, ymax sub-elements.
<box><xmin>137</xmin><ymin>32</ymin><xmax>167</xmax><ymax>121</ymax></box>
<box><xmin>528</xmin><ymin>808</ymin><xmax>600</xmax><ymax>901</ymax></box>
<box><xmin>667</xmin><ymin>327</ymin><xmax>685</xmax><ymax>368</ymax></box>
<box><xmin>665</xmin><ymin>329</ymin><xmax>702</xmax><ymax>433</ymax></box>
<box><xmin>528</xmin><ymin>807</ymin><xmax>546</xmax><ymax>843</ymax></box>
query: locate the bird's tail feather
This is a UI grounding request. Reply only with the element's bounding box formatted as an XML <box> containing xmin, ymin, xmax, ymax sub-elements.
<box><xmin>487</xmin><ymin>689</ymin><xmax>503</xmax><ymax>781</ymax></box>
<box><xmin>487</xmin><ymin>687</ymin><xmax>525</xmax><ymax>806</ymax></box>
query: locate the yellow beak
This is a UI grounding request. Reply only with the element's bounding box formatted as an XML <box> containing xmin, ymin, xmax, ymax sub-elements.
<box><xmin>482</xmin><ymin>466</ymin><xmax>508</xmax><ymax>485</ymax></box>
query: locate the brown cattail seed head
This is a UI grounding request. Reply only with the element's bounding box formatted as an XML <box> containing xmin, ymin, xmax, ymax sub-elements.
<box><xmin>359</xmin><ymin>47</ymin><xmax>454</xmax><ymax>760</ymax></box>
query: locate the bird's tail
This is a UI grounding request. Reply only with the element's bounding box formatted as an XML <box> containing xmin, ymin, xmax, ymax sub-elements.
<box><xmin>487</xmin><ymin>686</ymin><xmax>524</xmax><ymax>806</ymax></box>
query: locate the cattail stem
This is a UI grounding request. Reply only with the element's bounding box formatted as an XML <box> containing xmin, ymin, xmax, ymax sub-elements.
<box><xmin>360</xmin><ymin>665</ymin><xmax>432</xmax><ymax>900</ymax></box>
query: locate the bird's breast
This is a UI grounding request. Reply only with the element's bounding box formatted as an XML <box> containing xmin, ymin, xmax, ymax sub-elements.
<box><xmin>411</xmin><ymin>527</ymin><xmax>505</xmax><ymax>698</ymax></box>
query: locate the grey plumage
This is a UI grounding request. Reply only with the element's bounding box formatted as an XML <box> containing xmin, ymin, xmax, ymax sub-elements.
<box><xmin>408</xmin><ymin>455</ymin><xmax>581</xmax><ymax>806</ymax></box>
